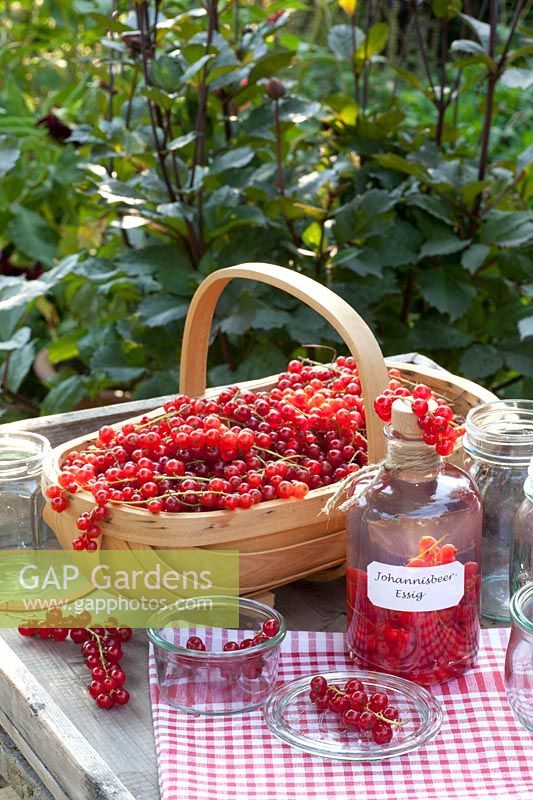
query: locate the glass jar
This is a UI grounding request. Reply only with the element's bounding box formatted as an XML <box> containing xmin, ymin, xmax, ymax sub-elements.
<box><xmin>511</xmin><ymin>458</ymin><xmax>533</xmax><ymax>595</ymax></box>
<box><xmin>148</xmin><ymin>597</ymin><xmax>286</xmax><ymax>715</ymax></box>
<box><xmin>504</xmin><ymin>582</ymin><xmax>533</xmax><ymax>731</ymax></box>
<box><xmin>0</xmin><ymin>431</ymin><xmax>52</xmax><ymax>548</ymax></box>
<box><xmin>463</xmin><ymin>400</ymin><xmax>533</xmax><ymax>622</ymax></box>
<box><xmin>346</xmin><ymin>400</ymin><xmax>482</xmax><ymax>686</ymax></box>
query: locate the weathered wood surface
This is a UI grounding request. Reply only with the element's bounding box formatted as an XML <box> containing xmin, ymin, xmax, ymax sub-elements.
<box><xmin>0</xmin><ymin>362</ymin><xmax>502</xmax><ymax>800</ymax></box>
<box><xmin>0</xmin><ymin>582</ymin><xmax>346</xmax><ymax>800</ymax></box>
<box><xmin>0</xmin><ymin>727</ymin><xmax>54</xmax><ymax>800</ymax></box>
<box><xmin>0</xmin><ymin>787</ymin><xmax>22</xmax><ymax>800</ymax></box>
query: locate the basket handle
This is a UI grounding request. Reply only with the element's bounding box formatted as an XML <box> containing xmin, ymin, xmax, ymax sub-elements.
<box><xmin>179</xmin><ymin>263</ymin><xmax>389</xmax><ymax>461</ymax></box>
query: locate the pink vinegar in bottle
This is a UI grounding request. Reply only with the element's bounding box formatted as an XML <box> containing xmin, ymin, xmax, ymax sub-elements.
<box><xmin>346</xmin><ymin>400</ymin><xmax>482</xmax><ymax>685</ymax></box>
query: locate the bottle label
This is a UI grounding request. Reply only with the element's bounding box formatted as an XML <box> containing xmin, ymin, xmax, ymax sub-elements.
<box><xmin>367</xmin><ymin>560</ymin><xmax>465</xmax><ymax>612</ymax></box>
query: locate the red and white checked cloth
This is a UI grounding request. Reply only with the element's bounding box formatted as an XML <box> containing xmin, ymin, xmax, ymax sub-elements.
<box><xmin>149</xmin><ymin>628</ymin><xmax>533</xmax><ymax>800</ymax></box>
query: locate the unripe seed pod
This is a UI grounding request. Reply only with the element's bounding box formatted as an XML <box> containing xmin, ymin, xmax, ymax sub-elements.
<box><xmin>266</xmin><ymin>78</ymin><xmax>286</xmax><ymax>100</ymax></box>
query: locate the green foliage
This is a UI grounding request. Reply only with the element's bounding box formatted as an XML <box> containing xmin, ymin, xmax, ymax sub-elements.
<box><xmin>0</xmin><ymin>0</ymin><xmax>532</xmax><ymax>419</ymax></box>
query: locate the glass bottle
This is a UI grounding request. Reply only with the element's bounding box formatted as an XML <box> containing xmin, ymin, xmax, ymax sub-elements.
<box><xmin>463</xmin><ymin>400</ymin><xmax>533</xmax><ymax>622</ymax></box>
<box><xmin>504</xmin><ymin>582</ymin><xmax>533</xmax><ymax>732</ymax></box>
<box><xmin>0</xmin><ymin>431</ymin><xmax>53</xmax><ymax>548</ymax></box>
<box><xmin>511</xmin><ymin>458</ymin><xmax>533</xmax><ymax>595</ymax></box>
<box><xmin>346</xmin><ymin>399</ymin><xmax>482</xmax><ymax>685</ymax></box>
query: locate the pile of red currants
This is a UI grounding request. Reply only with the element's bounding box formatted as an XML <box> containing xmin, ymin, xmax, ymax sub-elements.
<box><xmin>44</xmin><ymin>357</ymin><xmax>462</xmax><ymax>550</ymax></box>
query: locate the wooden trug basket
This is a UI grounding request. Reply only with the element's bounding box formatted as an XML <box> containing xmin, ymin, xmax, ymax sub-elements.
<box><xmin>42</xmin><ymin>264</ymin><xmax>497</xmax><ymax>596</ymax></box>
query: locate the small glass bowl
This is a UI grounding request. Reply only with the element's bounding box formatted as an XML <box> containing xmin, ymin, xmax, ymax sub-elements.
<box><xmin>263</xmin><ymin>670</ymin><xmax>442</xmax><ymax>761</ymax></box>
<box><xmin>505</xmin><ymin>582</ymin><xmax>533</xmax><ymax>731</ymax></box>
<box><xmin>148</xmin><ymin>596</ymin><xmax>286</xmax><ymax>716</ymax></box>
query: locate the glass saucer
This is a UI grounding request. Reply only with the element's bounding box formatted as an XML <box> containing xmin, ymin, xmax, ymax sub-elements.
<box><xmin>263</xmin><ymin>670</ymin><xmax>442</xmax><ymax>761</ymax></box>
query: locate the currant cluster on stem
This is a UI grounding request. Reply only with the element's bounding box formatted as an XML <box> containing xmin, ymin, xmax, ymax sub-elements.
<box><xmin>407</xmin><ymin>535</ymin><xmax>457</xmax><ymax>568</ymax></box>
<box><xmin>18</xmin><ymin>609</ymin><xmax>132</xmax><ymax>710</ymax></box>
<box><xmin>185</xmin><ymin>617</ymin><xmax>280</xmax><ymax>652</ymax></box>
<box><xmin>45</xmin><ymin>356</ymin><xmax>372</xmax><ymax>549</ymax></box>
<box><xmin>374</xmin><ymin>370</ymin><xmax>462</xmax><ymax>457</ymax></box>
<box><xmin>309</xmin><ymin>676</ymin><xmax>403</xmax><ymax>745</ymax></box>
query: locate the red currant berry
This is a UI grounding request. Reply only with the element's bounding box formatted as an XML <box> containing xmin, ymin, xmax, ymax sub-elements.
<box><xmin>368</xmin><ymin>691</ymin><xmax>389</xmax><ymax>713</ymax></box>
<box><xmin>109</xmin><ymin>668</ymin><xmax>126</xmax><ymax>686</ymax></box>
<box><xmin>358</xmin><ymin>710</ymin><xmax>375</xmax><ymax>731</ymax></box>
<box><xmin>344</xmin><ymin>678</ymin><xmax>364</xmax><ymax>694</ymax></box>
<box><xmin>89</xmin><ymin>680</ymin><xmax>105</xmax><ymax>699</ymax></box>
<box><xmin>310</xmin><ymin>676</ymin><xmax>328</xmax><ymax>696</ymax></box>
<box><xmin>51</xmin><ymin>496</ymin><xmax>68</xmax><ymax>512</ymax></box>
<box><xmin>186</xmin><ymin>636</ymin><xmax>206</xmax><ymax>652</ymax></box>
<box><xmin>383</xmin><ymin>706</ymin><xmax>400</xmax><ymax>722</ymax></box>
<box><xmin>113</xmin><ymin>688</ymin><xmax>130</xmax><ymax>705</ymax></box>
<box><xmin>412</xmin><ymin>384</ymin><xmax>431</xmax><ymax>400</ymax></box>
<box><xmin>435</xmin><ymin>438</ymin><xmax>454</xmax><ymax>456</ymax></box>
<box><xmin>372</xmin><ymin>722</ymin><xmax>393</xmax><ymax>745</ymax></box>
<box><xmin>96</xmin><ymin>692</ymin><xmax>115</xmax><ymax>710</ymax></box>
<box><xmin>70</xmin><ymin>628</ymin><xmax>90</xmax><ymax>644</ymax></box>
<box><xmin>18</xmin><ymin>626</ymin><xmax>36</xmax><ymax>637</ymax></box>
<box><xmin>262</xmin><ymin>618</ymin><xmax>280</xmax><ymax>638</ymax></box>
<box><xmin>348</xmin><ymin>690</ymin><xmax>368</xmax><ymax>711</ymax></box>
<box><xmin>342</xmin><ymin>708</ymin><xmax>360</xmax><ymax>727</ymax></box>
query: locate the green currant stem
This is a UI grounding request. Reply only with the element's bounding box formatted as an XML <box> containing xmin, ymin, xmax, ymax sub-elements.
<box><xmin>326</xmin><ymin>683</ymin><xmax>404</xmax><ymax>727</ymax></box>
<box><xmin>253</xmin><ymin>446</ymin><xmax>303</xmax><ymax>462</ymax></box>
<box><xmin>374</xmin><ymin>710</ymin><xmax>404</xmax><ymax>727</ymax></box>
<box><xmin>87</xmin><ymin>628</ymin><xmax>113</xmax><ymax>680</ymax></box>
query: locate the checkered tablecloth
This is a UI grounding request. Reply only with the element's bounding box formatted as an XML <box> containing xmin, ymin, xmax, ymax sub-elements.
<box><xmin>149</xmin><ymin>628</ymin><xmax>533</xmax><ymax>800</ymax></box>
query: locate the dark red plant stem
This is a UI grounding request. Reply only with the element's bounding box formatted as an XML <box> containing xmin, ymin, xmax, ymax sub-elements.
<box><xmin>163</xmin><ymin>109</ymin><xmax>201</xmax><ymax>265</ymax></box>
<box><xmin>401</xmin><ymin>269</ymin><xmax>416</xmax><ymax>324</ymax></box>
<box><xmin>124</xmin><ymin>66</ymin><xmax>140</xmax><ymax>129</ymax></box>
<box><xmin>410</xmin><ymin>0</ymin><xmax>436</xmax><ymax>96</ymax></box>
<box><xmin>435</xmin><ymin>19</ymin><xmax>448</xmax><ymax>146</ymax></box>
<box><xmin>469</xmin><ymin>0</ymin><xmax>498</xmax><ymax>233</ymax></box>
<box><xmin>273</xmin><ymin>97</ymin><xmax>300</xmax><ymax>248</ymax></box>
<box><xmin>274</xmin><ymin>98</ymin><xmax>285</xmax><ymax>195</ymax></box>
<box><xmin>350</xmin><ymin>18</ymin><xmax>360</xmax><ymax>104</ymax></box>
<box><xmin>497</xmin><ymin>0</ymin><xmax>526</xmax><ymax>70</ymax></box>
<box><xmin>361</xmin><ymin>1</ymin><xmax>372</xmax><ymax>110</ymax></box>
<box><xmin>190</xmin><ymin>0</ymin><xmax>218</xmax><ymax>183</ymax></box>
<box><xmin>471</xmin><ymin>0</ymin><xmax>527</xmax><ymax>231</ymax></box>
<box><xmin>233</xmin><ymin>0</ymin><xmax>240</xmax><ymax>39</ymax></box>
<box><xmin>135</xmin><ymin>1</ymin><xmax>176</xmax><ymax>202</ymax></box>
<box><xmin>189</xmin><ymin>0</ymin><xmax>218</xmax><ymax>259</ymax></box>
<box><xmin>222</xmin><ymin>95</ymin><xmax>233</xmax><ymax>142</ymax></box>
<box><xmin>477</xmin><ymin>0</ymin><xmax>498</xmax><ymax>183</ymax></box>
<box><xmin>106</xmin><ymin>0</ymin><xmax>116</xmax><ymax>175</ymax></box>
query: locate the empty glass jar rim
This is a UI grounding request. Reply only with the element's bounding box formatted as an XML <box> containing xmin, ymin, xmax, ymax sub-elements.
<box><xmin>147</xmin><ymin>595</ymin><xmax>287</xmax><ymax>657</ymax></box>
<box><xmin>0</xmin><ymin>431</ymin><xmax>51</xmax><ymax>479</ymax></box>
<box><xmin>463</xmin><ymin>400</ymin><xmax>533</xmax><ymax>465</ymax></box>
<box><xmin>510</xmin><ymin>583</ymin><xmax>533</xmax><ymax>634</ymax></box>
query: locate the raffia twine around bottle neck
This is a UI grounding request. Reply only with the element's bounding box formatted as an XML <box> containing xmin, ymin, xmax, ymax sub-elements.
<box><xmin>322</xmin><ymin>438</ymin><xmax>441</xmax><ymax>516</ymax></box>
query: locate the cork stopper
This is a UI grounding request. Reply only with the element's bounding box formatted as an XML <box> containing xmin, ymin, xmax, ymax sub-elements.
<box><xmin>391</xmin><ymin>398</ymin><xmax>423</xmax><ymax>439</ymax></box>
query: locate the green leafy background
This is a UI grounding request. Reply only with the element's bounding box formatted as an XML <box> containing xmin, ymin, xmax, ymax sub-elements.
<box><xmin>0</xmin><ymin>0</ymin><xmax>532</xmax><ymax>420</ymax></box>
